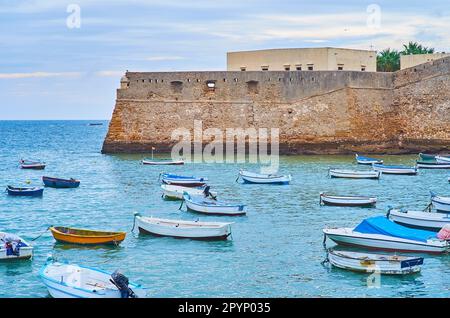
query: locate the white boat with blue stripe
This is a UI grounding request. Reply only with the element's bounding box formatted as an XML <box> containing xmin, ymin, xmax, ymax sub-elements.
<box><xmin>237</xmin><ymin>169</ymin><xmax>291</xmax><ymax>185</ymax></box>
<box><xmin>388</xmin><ymin>209</ymin><xmax>450</xmax><ymax>231</ymax></box>
<box><xmin>329</xmin><ymin>169</ymin><xmax>380</xmax><ymax>179</ymax></box>
<box><xmin>431</xmin><ymin>192</ymin><xmax>450</xmax><ymax>213</ymax></box>
<box><xmin>436</xmin><ymin>155</ymin><xmax>450</xmax><ymax>164</ymax></box>
<box><xmin>40</xmin><ymin>261</ymin><xmax>146</xmax><ymax>298</ymax></box>
<box><xmin>372</xmin><ymin>164</ymin><xmax>418</xmax><ymax>175</ymax></box>
<box><xmin>0</xmin><ymin>232</ymin><xmax>33</xmax><ymax>260</ymax></box>
<box><xmin>355</xmin><ymin>154</ymin><xmax>383</xmax><ymax>165</ymax></box>
<box><xmin>182</xmin><ymin>192</ymin><xmax>246</xmax><ymax>216</ymax></box>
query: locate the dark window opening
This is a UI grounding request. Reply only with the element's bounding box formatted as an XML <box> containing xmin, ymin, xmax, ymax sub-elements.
<box><xmin>240</xmin><ymin>67</ymin><xmax>246</xmax><ymax>71</ymax></box>
<box><xmin>170</xmin><ymin>81</ymin><xmax>183</xmax><ymax>93</ymax></box>
<box><xmin>261</xmin><ymin>66</ymin><xmax>269</xmax><ymax>71</ymax></box>
<box><xmin>307</xmin><ymin>65</ymin><xmax>314</xmax><ymax>71</ymax></box>
<box><xmin>284</xmin><ymin>65</ymin><xmax>290</xmax><ymax>71</ymax></box>
<box><xmin>296</xmin><ymin>65</ymin><xmax>302</xmax><ymax>71</ymax></box>
<box><xmin>246</xmin><ymin>80</ymin><xmax>259</xmax><ymax>94</ymax></box>
<box><xmin>338</xmin><ymin>65</ymin><xmax>344</xmax><ymax>71</ymax></box>
<box><xmin>361</xmin><ymin>66</ymin><xmax>366</xmax><ymax>72</ymax></box>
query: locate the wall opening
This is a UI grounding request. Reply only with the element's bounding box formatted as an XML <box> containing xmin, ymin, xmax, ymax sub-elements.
<box><xmin>307</xmin><ymin>64</ymin><xmax>314</xmax><ymax>71</ymax></box>
<box><xmin>338</xmin><ymin>64</ymin><xmax>344</xmax><ymax>71</ymax></box>
<box><xmin>295</xmin><ymin>64</ymin><xmax>302</xmax><ymax>71</ymax></box>
<box><xmin>246</xmin><ymin>80</ymin><xmax>259</xmax><ymax>94</ymax></box>
<box><xmin>284</xmin><ymin>64</ymin><xmax>291</xmax><ymax>71</ymax></box>
<box><xmin>206</xmin><ymin>80</ymin><xmax>216</xmax><ymax>91</ymax></box>
<box><xmin>170</xmin><ymin>81</ymin><xmax>183</xmax><ymax>93</ymax></box>
<box><xmin>261</xmin><ymin>65</ymin><xmax>269</xmax><ymax>71</ymax></box>
<box><xmin>240</xmin><ymin>67</ymin><xmax>247</xmax><ymax>71</ymax></box>
<box><xmin>361</xmin><ymin>66</ymin><xmax>366</xmax><ymax>72</ymax></box>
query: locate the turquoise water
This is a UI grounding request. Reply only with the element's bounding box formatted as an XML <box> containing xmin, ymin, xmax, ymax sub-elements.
<box><xmin>0</xmin><ymin>120</ymin><xmax>449</xmax><ymax>298</ymax></box>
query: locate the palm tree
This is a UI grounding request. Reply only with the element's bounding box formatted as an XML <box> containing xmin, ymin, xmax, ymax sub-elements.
<box><xmin>377</xmin><ymin>49</ymin><xmax>401</xmax><ymax>72</ymax></box>
<box><xmin>401</xmin><ymin>41</ymin><xmax>435</xmax><ymax>55</ymax></box>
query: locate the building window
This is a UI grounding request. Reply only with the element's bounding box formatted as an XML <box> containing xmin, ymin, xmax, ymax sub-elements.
<box><xmin>261</xmin><ymin>65</ymin><xmax>269</xmax><ymax>71</ymax></box>
<box><xmin>307</xmin><ymin>64</ymin><xmax>314</xmax><ymax>71</ymax></box>
<box><xmin>240</xmin><ymin>67</ymin><xmax>246</xmax><ymax>71</ymax></box>
<box><xmin>295</xmin><ymin>64</ymin><xmax>302</xmax><ymax>71</ymax></box>
<box><xmin>338</xmin><ymin>64</ymin><xmax>344</xmax><ymax>71</ymax></box>
<box><xmin>361</xmin><ymin>66</ymin><xmax>366</xmax><ymax>72</ymax></box>
<box><xmin>284</xmin><ymin>65</ymin><xmax>290</xmax><ymax>71</ymax></box>
<box><xmin>247</xmin><ymin>80</ymin><xmax>259</xmax><ymax>94</ymax></box>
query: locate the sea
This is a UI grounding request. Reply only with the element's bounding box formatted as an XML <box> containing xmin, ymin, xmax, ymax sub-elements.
<box><xmin>0</xmin><ymin>120</ymin><xmax>449</xmax><ymax>298</ymax></box>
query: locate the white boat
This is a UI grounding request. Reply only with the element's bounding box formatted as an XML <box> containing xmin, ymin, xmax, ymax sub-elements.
<box><xmin>182</xmin><ymin>192</ymin><xmax>246</xmax><ymax>216</ymax></box>
<box><xmin>355</xmin><ymin>154</ymin><xmax>383</xmax><ymax>165</ymax></box>
<box><xmin>436</xmin><ymin>156</ymin><xmax>450</xmax><ymax>164</ymax></box>
<box><xmin>40</xmin><ymin>261</ymin><xmax>146</xmax><ymax>298</ymax></box>
<box><xmin>237</xmin><ymin>169</ymin><xmax>291</xmax><ymax>185</ymax></box>
<box><xmin>416</xmin><ymin>161</ymin><xmax>450</xmax><ymax>169</ymax></box>
<box><xmin>323</xmin><ymin>216</ymin><xmax>449</xmax><ymax>253</ymax></box>
<box><xmin>320</xmin><ymin>193</ymin><xmax>377</xmax><ymax>207</ymax></box>
<box><xmin>160</xmin><ymin>173</ymin><xmax>208</xmax><ymax>187</ymax></box>
<box><xmin>142</xmin><ymin>159</ymin><xmax>184</xmax><ymax>165</ymax></box>
<box><xmin>388</xmin><ymin>209</ymin><xmax>450</xmax><ymax>231</ymax></box>
<box><xmin>0</xmin><ymin>232</ymin><xmax>33</xmax><ymax>260</ymax></box>
<box><xmin>134</xmin><ymin>213</ymin><xmax>232</xmax><ymax>240</ymax></box>
<box><xmin>161</xmin><ymin>184</ymin><xmax>217</xmax><ymax>200</ymax></box>
<box><xmin>431</xmin><ymin>193</ymin><xmax>450</xmax><ymax>213</ymax></box>
<box><xmin>329</xmin><ymin>169</ymin><xmax>380</xmax><ymax>179</ymax></box>
<box><xmin>372</xmin><ymin>164</ymin><xmax>418</xmax><ymax>175</ymax></box>
<box><xmin>327</xmin><ymin>249</ymin><xmax>423</xmax><ymax>275</ymax></box>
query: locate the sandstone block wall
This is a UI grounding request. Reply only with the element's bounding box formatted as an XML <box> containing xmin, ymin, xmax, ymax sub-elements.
<box><xmin>102</xmin><ymin>57</ymin><xmax>450</xmax><ymax>154</ymax></box>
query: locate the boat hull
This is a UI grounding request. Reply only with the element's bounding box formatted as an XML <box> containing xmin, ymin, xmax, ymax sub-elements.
<box><xmin>50</xmin><ymin>227</ymin><xmax>126</xmax><ymax>245</ymax></box>
<box><xmin>162</xmin><ymin>179</ymin><xmax>206</xmax><ymax>187</ymax></box>
<box><xmin>416</xmin><ymin>161</ymin><xmax>450</xmax><ymax>169</ymax></box>
<box><xmin>320</xmin><ymin>194</ymin><xmax>376</xmax><ymax>207</ymax></box>
<box><xmin>184</xmin><ymin>194</ymin><xmax>246</xmax><ymax>216</ymax></box>
<box><xmin>161</xmin><ymin>185</ymin><xmax>216</xmax><ymax>200</ymax></box>
<box><xmin>40</xmin><ymin>263</ymin><xmax>146</xmax><ymax>298</ymax></box>
<box><xmin>142</xmin><ymin>160</ymin><xmax>184</xmax><ymax>165</ymax></box>
<box><xmin>324</xmin><ymin>228</ymin><xmax>447</xmax><ymax>253</ymax></box>
<box><xmin>329</xmin><ymin>169</ymin><xmax>380</xmax><ymax>179</ymax></box>
<box><xmin>372</xmin><ymin>165</ymin><xmax>418</xmax><ymax>175</ymax></box>
<box><xmin>431</xmin><ymin>196</ymin><xmax>450</xmax><ymax>213</ymax></box>
<box><xmin>0</xmin><ymin>246</ymin><xmax>33</xmax><ymax>260</ymax></box>
<box><xmin>6</xmin><ymin>186</ymin><xmax>44</xmax><ymax>196</ymax></box>
<box><xmin>328</xmin><ymin>250</ymin><xmax>422</xmax><ymax>275</ymax></box>
<box><xmin>355</xmin><ymin>154</ymin><xmax>383</xmax><ymax>165</ymax></box>
<box><xmin>136</xmin><ymin>216</ymin><xmax>231</xmax><ymax>240</ymax></box>
<box><xmin>239</xmin><ymin>170</ymin><xmax>291</xmax><ymax>184</ymax></box>
<box><xmin>388</xmin><ymin>210</ymin><xmax>450</xmax><ymax>231</ymax></box>
<box><xmin>436</xmin><ymin>156</ymin><xmax>450</xmax><ymax>164</ymax></box>
<box><xmin>43</xmin><ymin>177</ymin><xmax>80</xmax><ymax>188</ymax></box>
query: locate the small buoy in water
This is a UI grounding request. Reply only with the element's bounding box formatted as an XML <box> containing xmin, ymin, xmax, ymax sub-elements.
<box><xmin>25</xmin><ymin>180</ymin><xmax>31</xmax><ymax>184</ymax></box>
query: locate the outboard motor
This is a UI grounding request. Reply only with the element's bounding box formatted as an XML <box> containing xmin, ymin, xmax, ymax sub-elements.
<box><xmin>110</xmin><ymin>270</ymin><xmax>138</xmax><ymax>298</ymax></box>
<box><xmin>202</xmin><ymin>186</ymin><xmax>217</xmax><ymax>200</ymax></box>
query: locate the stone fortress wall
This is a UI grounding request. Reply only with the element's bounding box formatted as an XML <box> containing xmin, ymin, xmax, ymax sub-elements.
<box><xmin>102</xmin><ymin>56</ymin><xmax>450</xmax><ymax>154</ymax></box>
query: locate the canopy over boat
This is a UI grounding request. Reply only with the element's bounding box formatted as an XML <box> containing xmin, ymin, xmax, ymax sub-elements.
<box><xmin>354</xmin><ymin>216</ymin><xmax>437</xmax><ymax>243</ymax></box>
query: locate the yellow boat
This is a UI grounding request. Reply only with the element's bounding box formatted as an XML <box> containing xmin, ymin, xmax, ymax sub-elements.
<box><xmin>50</xmin><ymin>227</ymin><xmax>126</xmax><ymax>245</ymax></box>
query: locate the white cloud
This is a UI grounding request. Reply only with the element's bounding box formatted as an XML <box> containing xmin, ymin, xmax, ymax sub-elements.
<box><xmin>0</xmin><ymin>72</ymin><xmax>83</xmax><ymax>79</ymax></box>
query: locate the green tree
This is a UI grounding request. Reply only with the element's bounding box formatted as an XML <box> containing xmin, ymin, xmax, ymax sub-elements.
<box><xmin>377</xmin><ymin>49</ymin><xmax>401</xmax><ymax>72</ymax></box>
<box><xmin>401</xmin><ymin>41</ymin><xmax>435</xmax><ymax>55</ymax></box>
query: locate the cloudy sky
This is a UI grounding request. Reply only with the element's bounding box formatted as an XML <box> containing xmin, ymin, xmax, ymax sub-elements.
<box><xmin>1</xmin><ymin>0</ymin><xmax>449</xmax><ymax>119</ymax></box>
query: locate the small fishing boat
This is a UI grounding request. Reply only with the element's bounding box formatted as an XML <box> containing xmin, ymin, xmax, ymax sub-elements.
<box><xmin>142</xmin><ymin>158</ymin><xmax>184</xmax><ymax>165</ymax></box>
<box><xmin>50</xmin><ymin>227</ymin><xmax>126</xmax><ymax>245</ymax></box>
<box><xmin>320</xmin><ymin>193</ymin><xmax>377</xmax><ymax>207</ymax></box>
<box><xmin>329</xmin><ymin>169</ymin><xmax>380</xmax><ymax>179</ymax></box>
<box><xmin>6</xmin><ymin>185</ymin><xmax>44</xmax><ymax>197</ymax></box>
<box><xmin>388</xmin><ymin>209</ymin><xmax>450</xmax><ymax>231</ymax></box>
<box><xmin>42</xmin><ymin>176</ymin><xmax>80</xmax><ymax>188</ymax></box>
<box><xmin>431</xmin><ymin>192</ymin><xmax>450</xmax><ymax>213</ymax></box>
<box><xmin>40</xmin><ymin>261</ymin><xmax>146</xmax><ymax>298</ymax></box>
<box><xmin>327</xmin><ymin>249</ymin><xmax>423</xmax><ymax>275</ymax></box>
<box><xmin>88</xmin><ymin>123</ymin><xmax>103</xmax><ymax>126</ymax></box>
<box><xmin>19</xmin><ymin>159</ymin><xmax>46</xmax><ymax>170</ymax></box>
<box><xmin>237</xmin><ymin>169</ymin><xmax>291</xmax><ymax>185</ymax></box>
<box><xmin>133</xmin><ymin>213</ymin><xmax>232</xmax><ymax>240</ymax></box>
<box><xmin>160</xmin><ymin>173</ymin><xmax>208</xmax><ymax>187</ymax></box>
<box><xmin>436</xmin><ymin>155</ymin><xmax>450</xmax><ymax>164</ymax></box>
<box><xmin>372</xmin><ymin>164</ymin><xmax>418</xmax><ymax>175</ymax></box>
<box><xmin>419</xmin><ymin>153</ymin><xmax>437</xmax><ymax>161</ymax></box>
<box><xmin>355</xmin><ymin>154</ymin><xmax>383</xmax><ymax>165</ymax></box>
<box><xmin>182</xmin><ymin>192</ymin><xmax>246</xmax><ymax>216</ymax></box>
<box><xmin>161</xmin><ymin>184</ymin><xmax>217</xmax><ymax>200</ymax></box>
<box><xmin>0</xmin><ymin>232</ymin><xmax>33</xmax><ymax>260</ymax></box>
<box><xmin>416</xmin><ymin>161</ymin><xmax>450</xmax><ymax>169</ymax></box>
<box><xmin>323</xmin><ymin>216</ymin><xmax>449</xmax><ymax>253</ymax></box>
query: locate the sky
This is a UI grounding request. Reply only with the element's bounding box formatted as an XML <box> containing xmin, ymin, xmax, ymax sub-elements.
<box><xmin>1</xmin><ymin>0</ymin><xmax>449</xmax><ymax>120</ymax></box>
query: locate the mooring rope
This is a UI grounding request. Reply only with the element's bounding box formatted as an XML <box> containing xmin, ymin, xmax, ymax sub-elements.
<box><xmin>31</xmin><ymin>226</ymin><xmax>51</xmax><ymax>241</ymax></box>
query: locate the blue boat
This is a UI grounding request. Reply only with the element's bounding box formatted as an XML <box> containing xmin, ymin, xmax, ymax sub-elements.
<box><xmin>6</xmin><ymin>185</ymin><xmax>44</xmax><ymax>196</ymax></box>
<box><xmin>42</xmin><ymin>176</ymin><xmax>80</xmax><ymax>188</ymax></box>
<box><xmin>355</xmin><ymin>154</ymin><xmax>383</xmax><ymax>165</ymax></box>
